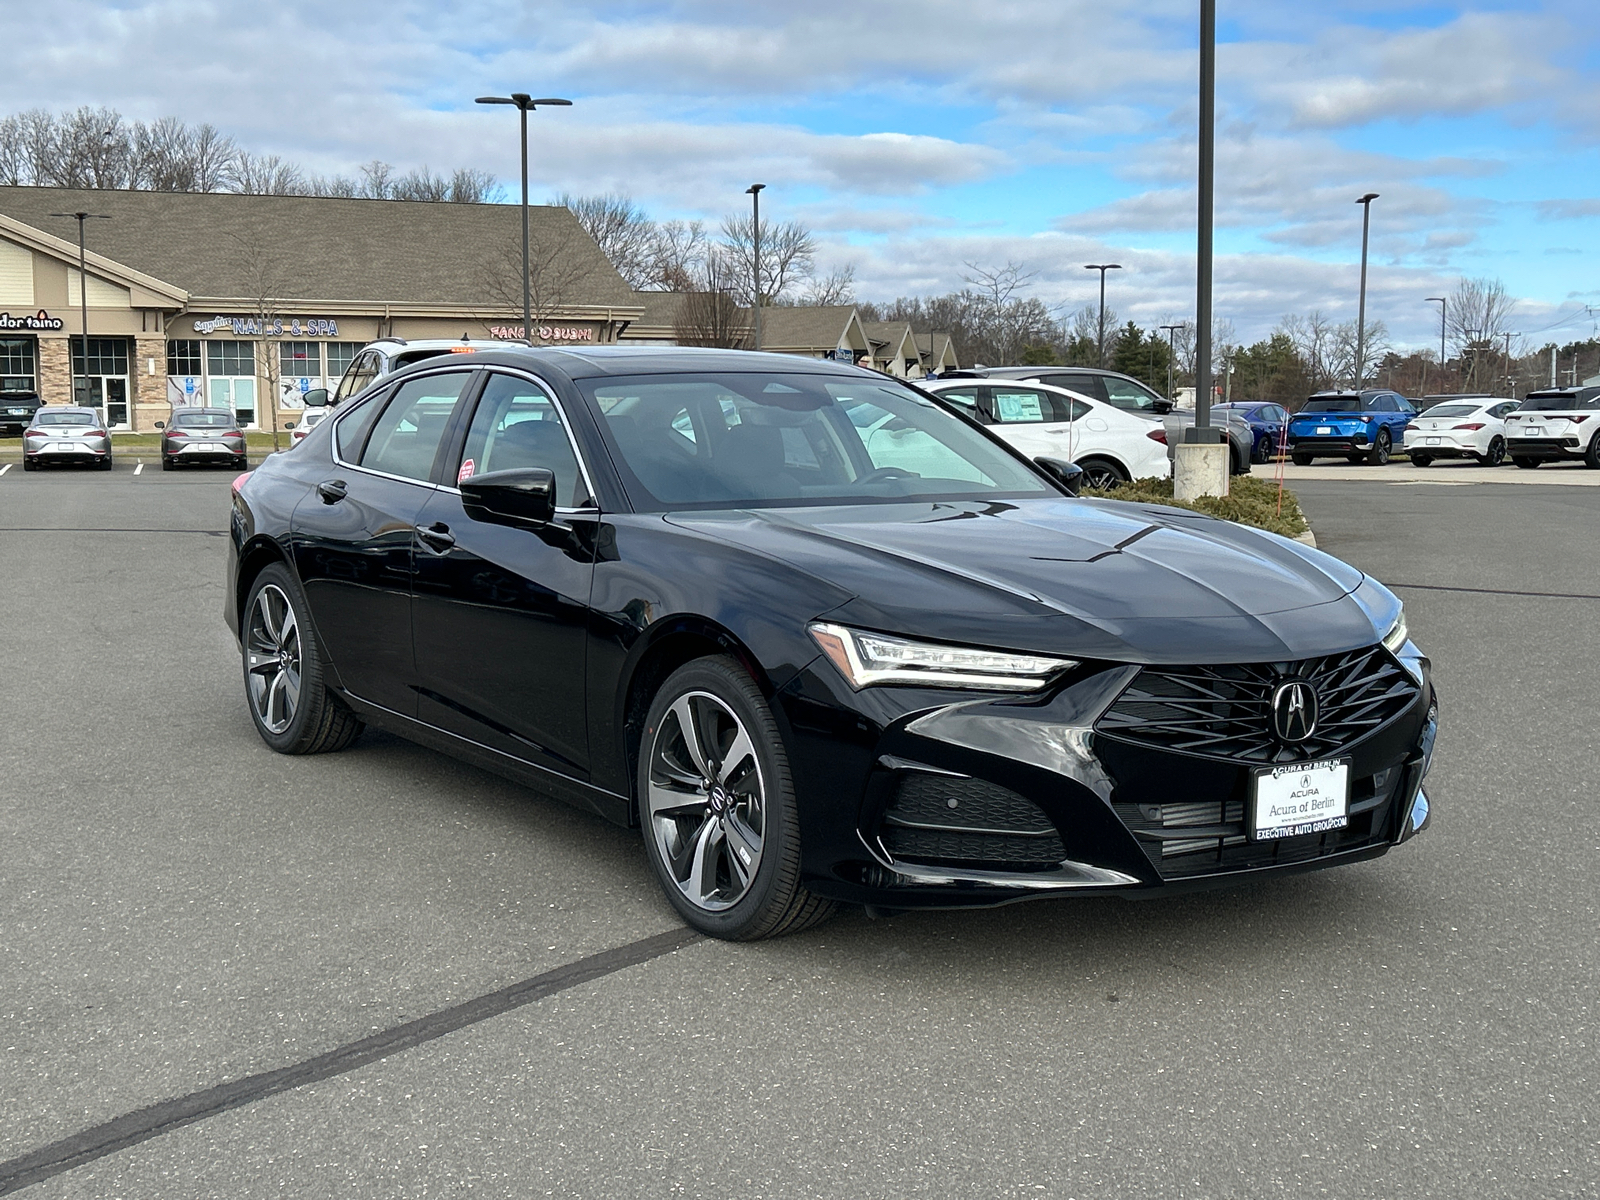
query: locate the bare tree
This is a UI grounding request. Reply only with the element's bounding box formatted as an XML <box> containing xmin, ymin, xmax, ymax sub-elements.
<box><xmin>230</xmin><ymin>152</ymin><xmax>305</xmax><ymax>196</ymax></box>
<box><xmin>672</xmin><ymin>250</ymin><xmax>750</xmax><ymax>349</ymax></box>
<box><xmin>447</xmin><ymin>168</ymin><xmax>498</xmax><ymax>204</ymax></box>
<box><xmin>190</xmin><ymin>124</ymin><xmax>237</xmax><ymax>192</ymax></box>
<box><xmin>477</xmin><ymin>230</ymin><xmax>590</xmax><ymax>340</ymax></box>
<box><xmin>555</xmin><ymin>194</ymin><xmax>657</xmax><ymax>289</ymax></box>
<box><xmin>798</xmin><ymin>263</ymin><xmax>857</xmax><ymax>307</ymax></box>
<box><xmin>359</xmin><ymin>159</ymin><xmax>394</xmax><ymax>199</ymax></box>
<box><xmin>719</xmin><ymin>214</ymin><xmax>815</xmax><ymax>305</ymax></box>
<box><xmin>1445</xmin><ymin>277</ymin><xmax>1515</xmax><ymax>391</ymax></box>
<box><xmin>227</xmin><ymin>231</ymin><xmax>291</xmax><ymax>451</ymax></box>
<box><xmin>644</xmin><ymin>219</ymin><xmax>709</xmax><ymax>292</ymax></box>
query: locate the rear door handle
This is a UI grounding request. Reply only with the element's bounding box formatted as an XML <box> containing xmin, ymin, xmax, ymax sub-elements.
<box><xmin>415</xmin><ymin>522</ymin><xmax>455</xmax><ymax>553</ymax></box>
<box><xmin>316</xmin><ymin>479</ymin><xmax>347</xmax><ymax>504</ymax></box>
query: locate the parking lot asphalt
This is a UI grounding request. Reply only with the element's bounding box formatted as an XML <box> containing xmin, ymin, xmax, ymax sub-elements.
<box><xmin>1</xmin><ymin>464</ymin><xmax>1597</xmax><ymax>1198</ymax></box>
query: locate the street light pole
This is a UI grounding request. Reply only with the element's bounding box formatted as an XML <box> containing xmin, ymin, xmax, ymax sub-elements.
<box><xmin>50</xmin><ymin>210</ymin><xmax>111</xmax><ymax>406</ymax></box>
<box><xmin>1425</xmin><ymin>296</ymin><xmax>1446</xmax><ymax>382</ymax></box>
<box><xmin>746</xmin><ymin>184</ymin><xmax>765</xmax><ymax>351</ymax></box>
<box><xmin>1354</xmin><ymin>192</ymin><xmax>1379</xmax><ymax>388</ymax></box>
<box><xmin>1159</xmin><ymin>323</ymin><xmax>1182</xmax><ymax>401</ymax></box>
<box><xmin>1084</xmin><ymin>264</ymin><xmax>1122</xmax><ymax>366</ymax></box>
<box><xmin>1194</xmin><ymin>0</ymin><xmax>1217</xmax><ymax>441</ymax></box>
<box><xmin>475</xmin><ymin>93</ymin><xmax>572</xmax><ymax>344</ymax></box>
<box><xmin>1502</xmin><ymin>331</ymin><xmax>1516</xmax><ymax>397</ymax></box>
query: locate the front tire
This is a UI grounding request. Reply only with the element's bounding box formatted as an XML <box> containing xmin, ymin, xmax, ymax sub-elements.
<box><xmin>242</xmin><ymin>563</ymin><xmax>363</xmax><ymax>755</ymax></box>
<box><xmin>1078</xmin><ymin>457</ymin><xmax>1128</xmax><ymax>491</ymax></box>
<box><xmin>638</xmin><ymin>657</ymin><xmax>833</xmax><ymax>940</ymax></box>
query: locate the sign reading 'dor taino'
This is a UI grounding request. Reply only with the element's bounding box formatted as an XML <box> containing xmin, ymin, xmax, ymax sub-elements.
<box><xmin>1252</xmin><ymin>759</ymin><xmax>1350</xmax><ymax>841</ymax></box>
<box><xmin>192</xmin><ymin>316</ymin><xmax>340</xmax><ymax>337</ymax></box>
<box><xmin>0</xmin><ymin>310</ymin><xmax>66</xmax><ymax>331</ymax></box>
<box><xmin>489</xmin><ymin>324</ymin><xmax>596</xmax><ymax>342</ymax></box>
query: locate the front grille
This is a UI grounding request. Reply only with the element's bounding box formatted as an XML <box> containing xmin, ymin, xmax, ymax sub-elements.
<box><xmin>1095</xmin><ymin>644</ymin><xmax>1418</xmax><ymax>764</ymax></box>
<box><xmin>878</xmin><ymin>775</ymin><xmax>1065</xmax><ymax>872</ymax></box>
<box><xmin>1113</xmin><ymin>765</ymin><xmax>1403</xmax><ymax>879</ymax></box>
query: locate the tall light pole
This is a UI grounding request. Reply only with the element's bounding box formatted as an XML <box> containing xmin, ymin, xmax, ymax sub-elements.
<box><xmin>1502</xmin><ymin>331</ymin><xmax>1516</xmax><ymax>397</ymax></box>
<box><xmin>746</xmin><ymin>183</ymin><xmax>765</xmax><ymax>351</ymax></box>
<box><xmin>1354</xmin><ymin>192</ymin><xmax>1379</xmax><ymax>388</ymax></box>
<box><xmin>1159</xmin><ymin>323</ymin><xmax>1183</xmax><ymax>401</ymax></box>
<box><xmin>1193</xmin><ymin>0</ymin><xmax>1218</xmax><ymax>445</ymax></box>
<box><xmin>50</xmin><ymin>210</ymin><xmax>111</xmax><ymax>406</ymax></box>
<box><xmin>1084</xmin><ymin>264</ymin><xmax>1122</xmax><ymax>366</ymax></box>
<box><xmin>475</xmin><ymin>93</ymin><xmax>572</xmax><ymax>344</ymax></box>
<box><xmin>1425</xmin><ymin>296</ymin><xmax>1446</xmax><ymax>386</ymax></box>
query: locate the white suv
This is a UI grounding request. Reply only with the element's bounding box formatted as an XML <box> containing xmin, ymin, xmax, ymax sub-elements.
<box><xmin>1504</xmin><ymin>386</ymin><xmax>1600</xmax><ymax>469</ymax></box>
<box><xmin>322</xmin><ymin>337</ymin><xmax>517</xmax><ymax>406</ymax></box>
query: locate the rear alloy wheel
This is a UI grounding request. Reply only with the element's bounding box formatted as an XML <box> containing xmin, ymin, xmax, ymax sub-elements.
<box><xmin>1078</xmin><ymin>458</ymin><xmax>1128</xmax><ymax>491</ymax></box>
<box><xmin>1251</xmin><ymin>434</ymin><xmax>1272</xmax><ymax>464</ymax></box>
<box><xmin>1366</xmin><ymin>429</ymin><xmax>1392</xmax><ymax>465</ymax></box>
<box><xmin>1480</xmin><ymin>437</ymin><xmax>1506</xmax><ymax>467</ymax></box>
<box><xmin>1410</xmin><ymin>454</ymin><xmax>1432</xmax><ymax>467</ymax></box>
<box><xmin>242</xmin><ymin>563</ymin><xmax>363</xmax><ymax>755</ymax></box>
<box><xmin>639</xmin><ymin>657</ymin><xmax>833</xmax><ymax>940</ymax></box>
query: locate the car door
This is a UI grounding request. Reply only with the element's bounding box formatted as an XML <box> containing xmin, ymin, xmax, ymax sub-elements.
<box><xmin>410</xmin><ymin>369</ymin><xmax>598</xmax><ymax>780</ymax></box>
<box><xmin>290</xmin><ymin>369</ymin><xmax>476</xmax><ymax>715</ymax></box>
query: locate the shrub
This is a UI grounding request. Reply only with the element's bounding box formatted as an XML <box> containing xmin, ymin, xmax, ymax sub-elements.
<box><xmin>1081</xmin><ymin>474</ymin><xmax>1310</xmax><ymax>539</ymax></box>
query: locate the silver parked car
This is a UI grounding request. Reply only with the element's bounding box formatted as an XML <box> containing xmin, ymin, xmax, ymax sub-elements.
<box><xmin>22</xmin><ymin>407</ymin><xmax>112</xmax><ymax>471</ymax></box>
<box><xmin>158</xmin><ymin>407</ymin><xmax>248</xmax><ymax>470</ymax></box>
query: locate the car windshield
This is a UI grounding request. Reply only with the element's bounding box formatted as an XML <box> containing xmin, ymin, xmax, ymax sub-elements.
<box><xmin>175</xmin><ymin>411</ymin><xmax>236</xmax><ymax>428</ymax></box>
<box><xmin>581</xmin><ymin>372</ymin><xmax>1052</xmax><ymax>511</ymax></box>
<box><xmin>34</xmin><ymin>410</ymin><xmax>97</xmax><ymax>426</ymax></box>
<box><xmin>1300</xmin><ymin>397</ymin><xmax>1362</xmax><ymax>413</ymax></box>
<box><xmin>1418</xmin><ymin>404</ymin><xmax>1478</xmax><ymax>419</ymax></box>
<box><xmin>1518</xmin><ymin>392</ymin><xmax>1600</xmax><ymax>412</ymax></box>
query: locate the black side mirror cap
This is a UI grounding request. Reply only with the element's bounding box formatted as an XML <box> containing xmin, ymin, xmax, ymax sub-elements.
<box><xmin>284</xmin><ymin>421</ymin><xmax>297</xmax><ymax>430</ymax></box>
<box><xmin>302</xmin><ymin>388</ymin><xmax>330</xmax><ymax>408</ymax></box>
<box><xmin>1152</xmin><ymin>399</ymin><xmax>1174</xmax><ymax>415</ymax></box>
<box><xmin>461</xmin><ymin>468</ymin><xmax>557</xmax><ymax>526</ymax></box>
<box><xmin>154</xmin><ymin>421</ymin><xmax>165</xmax><ymax>429</ymax></box>
<box><xmin>1034</xmin><ymin>456</ymin><xmax>1084</xmax><ymax>496</ymax></box>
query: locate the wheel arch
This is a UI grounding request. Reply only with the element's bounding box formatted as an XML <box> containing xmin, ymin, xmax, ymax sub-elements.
<box><xmin>234</xmin><ymin>535</ymin><xmax>291</xmax><ymax>632</ymax></box>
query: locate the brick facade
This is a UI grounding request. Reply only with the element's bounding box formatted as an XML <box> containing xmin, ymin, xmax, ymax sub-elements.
<box><xmin>132</xmin><ymin>335</ymin><xmax>166</xmax><ymax>432</ymax></box>
<box><xmin>37</xmin><ymin>337</ymin><xmax>70</xmax><ymax>406</ymax></box>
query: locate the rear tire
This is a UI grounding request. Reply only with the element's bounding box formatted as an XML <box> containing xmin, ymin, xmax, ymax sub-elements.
<box><xmin>1366</xmin><ymin>429</ymin><xmax>1391</xmax><ymax>465</ymax></box>
<box><xmin>99</xmin><ymin>456</ymin><xmax>113</xmax><ymax>471</ymax></box>
<box><xmin>242</xmin><ymin>563</ymin><xmax>364</xmax><ymax>755</ymax></box>
<box><xmin>1250</xmin><ymin>435</ymin><xmax>1272</xmax><ymax>464</ymax></box>
<box><xmin>162</xmin><ymin>457</ymin><xmax>174</xmax><ymax>471</ymax></box>
<box><xmin>22</xmin><ymin>458</ymin><xmax>37</xmax><ymax>471</ymax></box>
<box><xmin>1480</xmin><ymin>437</ymin><xmax>1505</xmax><ymax>467</ymax></box>
<box><xmin>1513</xmin><ymin>457</ymin><xmax>1540</xmax><ymax>469</ymax></box>
<box><xmin>1585</xmin><ymin>433</ymin><xmax>1600</xmax><ymax>469</ymax></box>
<box><xmin>1291</xmin><ymin>453</ymin><xmax>1312</xmax><ymax>466</ymax></box>
<box><xmin>1410</xmin><ymin>454</ymin><xmax>1432</xmax><ymax>467</ymax></box>
<box><xmin>638</xmin><ymin>657</ymin><xmax>834</xmax><ymax>941</ymax></box>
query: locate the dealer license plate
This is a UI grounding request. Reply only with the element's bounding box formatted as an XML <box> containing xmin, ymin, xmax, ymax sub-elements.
<box><xmin>1525</xmin><ymin>427</ymin><xmax>1542</xmax><ymax>436</ymax></box>
<box><xmin>1251</xmin><ymin>760</ymin><xmax>1349</xmax><ymax>840</ymax></box>
<box><xmin>1317</xmin><ymin>426</ymin><xmax>1332</xmax><ymax>435</ymax></box>
<box><xmin>1426</xmin><ymin>436</ymin><xmax>1441</xmax><ymax>445</ymax></box>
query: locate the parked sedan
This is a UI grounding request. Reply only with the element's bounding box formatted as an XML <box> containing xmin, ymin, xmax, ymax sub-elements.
<box><xmin>160</xmin><ymin>407</ymin><xmax>248</xmax><ymax>469</ymax></box>
<box><xmin>1402</xmin><ymin>397</ymin><xmax>1516</xmax><ymax>467</ymax></box>
<box><xmin>21</xmin><ymin>407</ymin><xmax>112</xmax><ymax>470</ymax></box>
<box><xmin>920</xmin><ymin>377</ymin><xmax>1170</xmax><ymax>488</ymax></box>
<box><xmin>227</xmin><ymin>347</ymin><xmax>1437</xmax><ymax>941</ymax></box>
<box><xmin>1215</xmin><ymin>402</ymin><xmax>1290</xmax><ymax>463</ymax></box>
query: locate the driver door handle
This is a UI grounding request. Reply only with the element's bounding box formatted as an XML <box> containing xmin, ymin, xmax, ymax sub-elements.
<box><xmin>415</xmin><ymin>521</ymin><xmax>456</xmax><ymax>554</ymax></box>
<box><xmin>316</xmin><ymin>479</ymin><xmax>347</xmax><ymax>504</ymax></box>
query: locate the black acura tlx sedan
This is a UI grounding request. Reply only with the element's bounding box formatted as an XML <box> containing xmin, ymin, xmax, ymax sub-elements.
<box><xmin>224</xmin><ymin>347</ymin><xmax>1438</xmax><ymax>940</ymax></box>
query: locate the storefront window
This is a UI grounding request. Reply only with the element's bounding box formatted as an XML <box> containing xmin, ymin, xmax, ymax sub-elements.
<box><xmin>70</xmin><ymin>337</ymin><xmax>131</xmax><ymax>428</ymax></box>
<box><xmin>0</xmin><ymin>337</ymin><xmax>36</xmax><ymax>393</ymax></box>
<box><xmin>279</xmin><ymin>341</ymin><xmax>322</xmax><ymax>381</ymax></box>
<box><xmin>206</xmin><ymin>341</ymin><xmax>254</xmax><ymax>377</ymax></box>
<box><xmin>168</xmin><ymin>340</ymin><xmax>203</xmax><ymax>377</ymax></box>
<box><xmin>72</xmin><ymin>337</ymin><xmax>130</xmax><ymax>378</ymax></box>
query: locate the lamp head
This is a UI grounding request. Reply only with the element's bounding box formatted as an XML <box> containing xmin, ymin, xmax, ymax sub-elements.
<box><xmin>746</xmin><ymin>183</ymin><xmax>766</xmax><ymax>195</ymax></box>
<box><xmin>1357</xmin><ymin>192</ymin><xmax>1380</xmax><ymax>204</ymax></box>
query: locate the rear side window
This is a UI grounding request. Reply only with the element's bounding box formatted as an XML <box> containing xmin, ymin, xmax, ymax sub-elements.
<box><xmin>1039</xmin><ymin>373</ymin><xmax>1105</xmax><ymax>403</ymax></box>
<box><xmin>989</xmin><ymin>387</ymin><xmax>1085</xmax><ymax>424</ymax></box>
<box><xmin>934</xmin><ymin>387</ymin><xmax>984</xmax><ymax>422</ymax></box>
<box><xmin>360</xmin><ymin>373</ymin><xmax>473</xmax><ymax>481</ymax></box>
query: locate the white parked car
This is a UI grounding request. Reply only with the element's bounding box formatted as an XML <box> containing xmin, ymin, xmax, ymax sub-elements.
<box><xmin>1402</xmin><ymin>395</ymin><xmax>1517</xmax><ymax>467</ymax></box>
<box><xmin>1503</xmin><ymin>386</ymin><xmax>1600</xmax><ymax>469</ymax></box>
<box><xmin>921</xmin><ymin>377</ymin><xmax>1170</xmax><ymax>490</ymax></box>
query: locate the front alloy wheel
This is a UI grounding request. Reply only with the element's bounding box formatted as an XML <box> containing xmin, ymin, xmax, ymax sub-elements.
<box><xmin>639</xmin><ymin>657</ymin><xmax>833</xmax><ymax>940</ymax></box>
<box><xmin>1078</xmin><ymin>458</ymin><xmax>1127</xmax><ymax>490</ymax></box>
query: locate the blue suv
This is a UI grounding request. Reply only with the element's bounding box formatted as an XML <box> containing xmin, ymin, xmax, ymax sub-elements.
<box><xmin>1287</xmin><ymin>390</ymin><xmax>1417</xmax><ymax>465</ymax></box>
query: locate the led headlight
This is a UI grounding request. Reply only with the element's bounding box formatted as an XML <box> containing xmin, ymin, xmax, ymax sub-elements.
<box><xmin>808</xmin><ymin>623</ymin><xmax>1076</xmax><ymax>692</ymax></box>
<box><xmin>1381</xmin><ymin>609</ymin><xmax>1409</xmax><ymax>655</ymax></box>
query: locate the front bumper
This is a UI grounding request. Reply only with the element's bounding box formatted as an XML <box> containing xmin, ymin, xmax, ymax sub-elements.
<box><xmin>780</xmin><ymin>649</ymin><xmax>1436</xmax><ymax>909</ymax></box>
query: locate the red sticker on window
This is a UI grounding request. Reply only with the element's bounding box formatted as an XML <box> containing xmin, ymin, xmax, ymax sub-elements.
<box><xmin>457</xmin><ymin>458</ymin><xmax>475</xmax><ymax>484</ymax></box>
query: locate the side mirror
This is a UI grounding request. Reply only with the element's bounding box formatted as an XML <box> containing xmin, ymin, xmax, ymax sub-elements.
<box><xmin>302</xmin><ymin>388</ymin><xmax>330</xmax><ymax>408</ymax></box>
<box><xmin>1034</xmin><ymin>456</ymin><xmax>1084</xmax><ymax>496</ymax></box>
<box><xmin>461</xmin><ymin>468</ymin><xmax>556</xmax><ymax>526</ymax></box>
<box><xmin>1152</xmin><ymin>399</ymin><xmax>1174</xmax><ymax>415</ymax></box>
<box><xmin>284</xmin><ymin>421</ymin><xmax>297</xmax><ymax>430</ymax></box>
<box><xmin>154</xmin><ymin>421</ymin><xmax>165</xmax><ymax>430</ymax></box>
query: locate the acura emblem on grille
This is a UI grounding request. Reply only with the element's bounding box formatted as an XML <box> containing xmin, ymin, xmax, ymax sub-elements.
<box><xmin>1271</xmin><ymin>680</ymin><xmax>1319</xmax><ymax>743</ymax></box>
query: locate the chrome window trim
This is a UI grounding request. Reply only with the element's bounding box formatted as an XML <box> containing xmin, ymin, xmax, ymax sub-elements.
<box><xmin>433</xmin><ymin>365</ymin><xmax>601</xmax><ymax>514</ymax></box>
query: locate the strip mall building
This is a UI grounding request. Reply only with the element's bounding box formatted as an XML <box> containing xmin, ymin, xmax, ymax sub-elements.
<box><xmin>0</xmin><ymin>186</ymin><xmax>958</xmax><ymax>432</ymax></box>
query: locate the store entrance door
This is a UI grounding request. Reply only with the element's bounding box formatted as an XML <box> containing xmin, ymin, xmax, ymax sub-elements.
<box><xmin>73</xmin><ymin>376</ymin><xmax>131</xmax><ymax>430</ymax></box>
<box><xmin>208</xmin><ymin>377</ymin><xmax>257</xmax><ymax>427</ymax></box>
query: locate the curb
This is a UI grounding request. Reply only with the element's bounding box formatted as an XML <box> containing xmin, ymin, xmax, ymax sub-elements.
<box><xmin>1294</xmin><ymin>530</ymin><xmax>1317</xmax><ymax>548</ymax></box>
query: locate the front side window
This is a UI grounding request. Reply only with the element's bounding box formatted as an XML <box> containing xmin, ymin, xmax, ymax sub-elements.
<box><xmin>360</xmin><ymin>372</ymin><xmax>472</xmax><ymax>482</ymax></box>
<box><xmin>458</xmin><ymin>373</ymin><xmax>588</xmax><ymax>506</ymax></box>
<box><xmin>581</xmin><ymin>372</ymin><xmax>1050</xmax><ymax>511</ymax></box>
<box><xmin>1101</xmin><ymin>376</ymin><xmax>1164</xmax><ymax>414</ymax></box>
<box><xmin>334</xmin><ymin>351</ymin><xmax>380</xmax><ymax>403</ymax></box>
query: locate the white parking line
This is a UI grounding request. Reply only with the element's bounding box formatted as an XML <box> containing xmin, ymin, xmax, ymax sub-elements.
<box><xmin>134</xmin><ymin>462</ymin><xmax>144</xmax><ymax>476</ymax></box>
<box><xmin>0</xmin><ymin>463</ymin><xmax>10</xmax><ymax>476</ymax></box>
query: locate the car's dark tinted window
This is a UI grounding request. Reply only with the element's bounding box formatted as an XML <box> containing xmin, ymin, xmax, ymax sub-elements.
<box><xmin>334</xmin><ymin>390</ymin><xmax>386</xmax><ymax>460</ymax></box>
<box><xmin>458</xmin><ymin>372</ymin><xmax>587</xmax><ymax>506</ymax></box>
<box><xmin>1370</xmin><ymin>395</ymin><xmax>1395</xmax><ymax>412</ymax></box>
<box><xmin>1418</xmin><ymin>403</ymin><xmax>1477</xmax><ymax>419</ymax></box>
<box><xmin>1038</xmin><ymin>373</ymin><xmax>1106</xmax><ymax>403</ymax></box>
<box><xmin>1519</xmin><ymin>389</ymin><xmax>1600</xmax><ymax>411</ymax></box>
<box><xmin>582</xmin><ymin>372</ymin><xmax>1050</xmax><ymax>510</ymax></box>
<box><xmin>34</xmin><ymin>409</ymin><xmax>97</xmax><ymax>426</ymax></box>
<box><xmin>360</xmin><ymin>372</ymin><xmax>472</xmax><ymax>482</ymax></box>
<box><xmin>174</xmin><ymin>411</ymin><xmax>236</xmax><ymax>428</ymax></box>
<box><xmin>1300</xmin><ymin>396</ymin><xmax>1362</xmax><ymax>412</ymax></box>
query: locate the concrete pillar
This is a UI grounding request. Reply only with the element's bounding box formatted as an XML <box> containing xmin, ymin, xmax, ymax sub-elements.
<box><xmin>132</xmin><ymin>335</ymin><xmax>168</xmax><ymax>431</ymax></box>
<box><xmin>1174</xmin><ymin>441</ymin><xmax>1230</xmax><ymax>501</ymax></box>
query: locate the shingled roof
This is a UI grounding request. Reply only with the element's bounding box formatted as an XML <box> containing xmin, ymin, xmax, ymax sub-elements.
<box><xmin>0</xmin><ymin>186</ymin><xmax>636</xmax><ymax>309</ymax></box>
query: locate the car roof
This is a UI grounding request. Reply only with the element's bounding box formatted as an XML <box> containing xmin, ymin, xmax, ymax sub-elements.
<box><xmin>385</xmin><ymin>344</ymin><xmax>883</xmax><ymax>382</ymax></box>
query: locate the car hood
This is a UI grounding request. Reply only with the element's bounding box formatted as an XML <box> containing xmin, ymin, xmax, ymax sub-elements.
<box><xmin>665</xmin><ymin>498</ymin><xmax>1379</xmax><ymax>665</ymax></box>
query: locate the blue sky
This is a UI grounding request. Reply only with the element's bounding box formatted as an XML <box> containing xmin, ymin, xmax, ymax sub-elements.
<box><xmin>7</xmin><ymin>0</ymin><xmax>1599</xmax><ymax>349</ymax></box>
